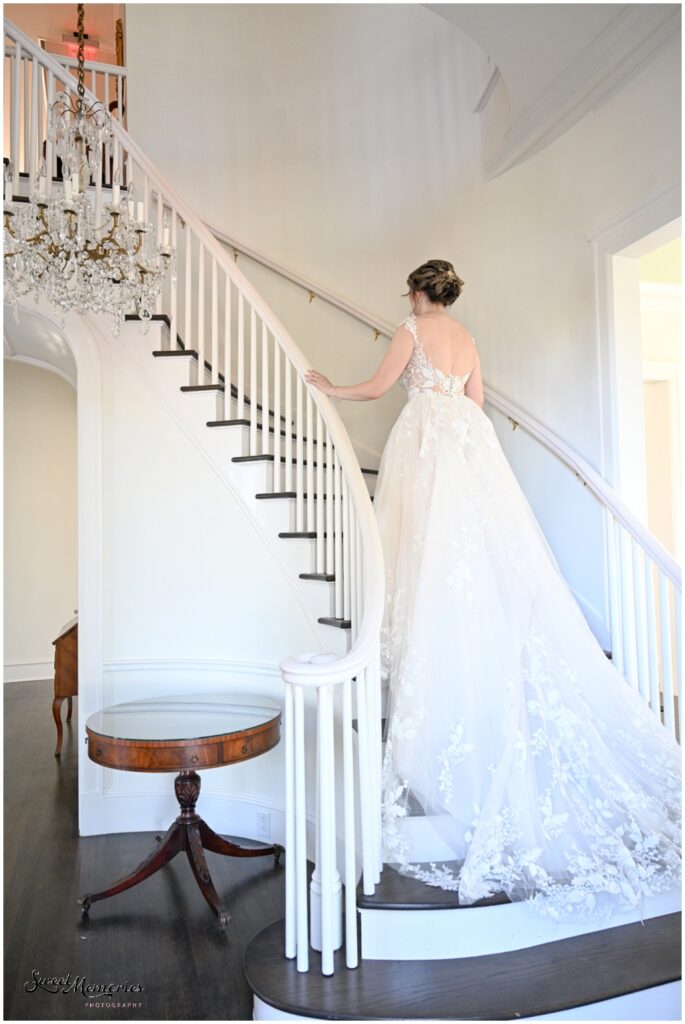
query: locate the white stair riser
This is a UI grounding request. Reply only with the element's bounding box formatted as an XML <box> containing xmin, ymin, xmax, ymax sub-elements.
<box><xmin>359</xmin><ymin>887</ymin><xmax>681</xmax><ymax>961</ymax></box>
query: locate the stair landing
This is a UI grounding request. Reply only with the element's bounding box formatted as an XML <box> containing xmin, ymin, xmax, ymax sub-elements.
<box><xmin>245</xmin><ymin>912</ymin><xmax>681</xmax><ymax>1020</ymax></box>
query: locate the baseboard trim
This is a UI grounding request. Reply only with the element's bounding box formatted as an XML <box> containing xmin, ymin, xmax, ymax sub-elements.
<box><xmin>4</xmin><ymin>661</ymin><xmax>53</xmax><ymax>683</ymax></box>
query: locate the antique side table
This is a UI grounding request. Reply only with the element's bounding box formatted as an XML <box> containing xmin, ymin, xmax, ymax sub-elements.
<box><xmin>80</xmin><ymin>693</ymin><xmax>284</xmax><ymax>928</ymax></box>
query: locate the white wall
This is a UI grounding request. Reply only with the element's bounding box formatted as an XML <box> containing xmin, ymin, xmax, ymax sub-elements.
<box><xmin>125</xmin><ymin>3</ymin><xmax>681</xmax><ymax>637</ymax></box>
<box><xmin>4</xmin><ymin>360</ymin><xmax>77</xmax><ymax>680</ymax></box>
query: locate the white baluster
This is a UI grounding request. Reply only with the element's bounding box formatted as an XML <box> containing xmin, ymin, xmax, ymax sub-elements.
<box><xmin>28</xmin><ymin>55</ymin><xmax>38</xmax><ymax>193</ymax></box>
<box><xmin>284</xmin><ymin>683</ymin><xmax>296</xmax><ymax>959</ymax></box>
<box><xmin>23</xmin><ymin>53</ymin><xmax>29</xmax><ymax>173</ymax></box>
<box><xmin>284</xmin><ymin>358</ymin><xmax>293</xmax><ymax>492</ymax></box>
<box><xmin>237</xmin><ymin>292</ymin><xmax>245</xmax><ymax>419</ymax></box>
<box><xmin>211</xmin><ymin>258</ymin><xmax>218</xmax><ymax>384</ymax></box>
<box><xmin>143</xmin><ymin>172</ymin><xmax>149</xmax><ymax>224</ymax></box>
<box><xmin>184</xmin><ymin>229</ymin><xmax>192</xmax><ymax>358</ymax></box>
<box><xmin>334</xmin><ymin>455</ymin><xmax>342</xmax><ymax>619</ymax></box>
<box><xmin>45</xmin><ymin>70</ymin><xmax>54</xmax><ymax>194</ymax></box>
<box><xmin>155</xmin><ymin>192</ymin><xmax>163</xmax><ymax>313</ymax></box>
<box><xmin>619</xmin><ymin>526</ymin><xmax>639</xmax><ymax>688</ymax></box>
<box><xmin>370</xmin><ymin>645</ymin><xmax>383</xmax><ymax>882</ymax></box>
<box><xmin>273</xmin><ymin>345</ymin><xmax>282</xmax><ymax>491</ymax></box>
<box><xmin>223</xmin><ymin>277</ymin><xmax>232</xmax><ymax>418</ymax></box>
<box><xmin>306</xmin><ymin>391</ymin><xmax>314</xmax><ymax>531</ymax></box>
<box><xmin>294</xmin><ymin>684</ymin><xmax>309</xmax><ymax>972</ymax></box>
<box><xmin>90</xmin><ymin>64</ymin><xmax>96</xmax><ymax>95</ymax></box>
<box><xmin>197</xmin><ymin>245</ymin><xmax>205</xmax><ymax>383</ymax></box>
<box><xmin>316</xmin><ymin>409</ymin><xmax>324</xmax><ymax>573</ymax></box>
<box><xmin>659</xmin><ymin>571</ymin><xmax>676</xmax><ymax>736</ymax></box>
<box><xmin>318</xmin><ymin>683</ymin><xmax>340</xmax><ymax>975</ymax></box>
<box><xmin>326</xmin><ymin>425</ymin><xmax>333</xmax><ymax>577</ymax></box>
<box><xmin>355</xmin><ymin>668</ymin><xmax>375</xmax><ymax>894</ymax></box>
<box><xmin>350</xmin><ymin>503</ymin><xmax>358</xmax><ymax>643</ymax></box>
<box><xmin>631</xmin><ymin>539</ymin><xmax>650</xmax><ymax>704</ymax></box>
<box><xmin>606</xmin><ymin>511</ymin><xmax>624</xmax><ymax>673</ymax></box>
<box><xmin>342</xmin><ymin>677</ymin><xmax>359</xmax><ymax>969</ymax></box>
<box><xmin>261</xmin><ymin>321</ymin><xmax>269</xmax><ymax>457</ymax></box>
<box><xmin>169</xmin><ymin>209</ymin><xmax>178</xmax><ymax>349</ymax></box>
<box><xmin>675</xmin><ymin>587</ymin><xmax>682</xmax><ymax>741</ymax></box>
<box><xmin>103</xmin><ymin>72</ymin><xmax>110</xmax><ymax>185</ymax></box>
<box><xmin>343</xmin><ymin>474</ymin><xmax>351</xmax><ymax>625</ymax></box>
<box><xmin>295</xmin><ymin>376</ymin><xmax>304</xmax><ymax>532</ymax></box>
<box><xmin>249</xmin><ymin>306</ymin><xmax>257</xmax><ymax>455</ymax></box>
<box><xmin>11</xmin><ymin>44</ymin><xmax>20</xmax><ymax>188</ymax></box>
<box><xmin>644</xmin><ymin>556</ymin><xmax>661</xmax><ymax>717</ymax></box>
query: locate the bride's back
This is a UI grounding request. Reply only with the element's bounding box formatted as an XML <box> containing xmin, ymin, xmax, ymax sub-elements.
<box><xmin>413</xmin><ymin>313</ymin><xmax>477</xmax><ymax>377</ymax></box>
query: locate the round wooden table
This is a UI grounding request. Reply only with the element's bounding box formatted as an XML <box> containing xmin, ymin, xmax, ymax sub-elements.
<box><xmin>80</xmin><ymin>693</ymin><xmax>284</xmax><ymax>929</ymax></box>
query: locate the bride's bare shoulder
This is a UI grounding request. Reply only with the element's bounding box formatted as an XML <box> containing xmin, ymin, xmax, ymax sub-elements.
<box><xmin>447</xmin><ymin>317</ymin><xmax>477</xmax><ymax>348</ymax></box>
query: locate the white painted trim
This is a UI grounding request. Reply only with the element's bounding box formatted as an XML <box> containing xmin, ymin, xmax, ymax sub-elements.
<box><xmin>4</xmin><ymin>352</ymin><xmax>77</xmax><ymax>389</ymax></box>
<box><xmin>4</xmin><ymin>661</ymin><xmax>53</xmax><ymax>682</ymax></box>
<box><xmin>588</xmin><ymin>195</ymin><xmax>681</xmax><ymax>514</ymax></box>
<box><xmin>484</xmin><ymin>6</ymin><xmax>681</xmax><ymax>178</ymax></box>
<box><xmin>253</xmin><ymin>981</ymin><xmax>682</xmax><ymax>1021</ymax></box>
<box><xmin>102</xmin><ymin>657</ymin><xmax>282</xmax><ymax>678</ymax></box>
<box><xmin>359</xmin><ymin>885</ymin><xmax>680</xmax><ymax>961</ymax></box>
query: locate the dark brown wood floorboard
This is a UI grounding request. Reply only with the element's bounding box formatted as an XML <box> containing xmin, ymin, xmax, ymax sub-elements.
<box><xmin>4</xmin><ymin>679</ymin><xmax>287</xmax><ymax>1020</ymax></box>
<box><xmin>244</xmin><ymin>914</ymin><xmax>681</xmax><ymax>1021</ymax></box>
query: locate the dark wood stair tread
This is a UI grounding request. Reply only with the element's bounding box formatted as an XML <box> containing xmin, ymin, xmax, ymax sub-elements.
<box><xmin>279</xmin><ymin>532</ymin><xmax>342</xmax><ymax>540</ymax></box>
<box><xmin>207</xmin><ymin>418</ymin><xmax>319</xmax><ymax>444</ymax></box>
<box><xmin>318</xmin><ymin>616</ymin><xmax>351</xmax><ymax>629</ymax></box>
<box><xmin>181</xmin><ymin>384</ymin><xmax>225</xmax><ymax>393</ymax></box>
<box><xmin>153</xmin><ymin>349</ymin><xmax>199</xmax><ymax>358</ymax></box>
<box><xmin>357</xmin><ymin>862</ymin><xmax>509</xmax><ymax>911</ymax></box>
<box><xmin>244</xmin><ymin>913</ymin><xmax>681</xmax><ymax>1021</ymax></box>
<box><xmin>233</xmin><ymin>454</ymin><xmax>376</xmax><ymax>476</ymax></box>
<box><xmin>300</xmin><ymin>572</ymin><xmax>335</xmax><ymax>582</ymax></box>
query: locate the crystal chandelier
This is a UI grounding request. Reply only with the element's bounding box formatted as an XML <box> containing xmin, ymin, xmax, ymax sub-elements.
<box><xmin>3</xmin><ymin>4</ymin><xmax>174</xmax><ymax>333</ymax></box>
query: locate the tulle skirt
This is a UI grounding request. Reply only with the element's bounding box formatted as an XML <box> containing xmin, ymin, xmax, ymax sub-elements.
<box><xmin>374</xmin><ymin>391</ymin><xmax>681</xmax><ymax>922</ymax></box>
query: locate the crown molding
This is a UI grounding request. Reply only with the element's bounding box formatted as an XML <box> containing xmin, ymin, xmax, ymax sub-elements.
<box><xmin>484</xmin><ymin>4</ymin><xmax>681</xmax><ymax>180</ymax></box>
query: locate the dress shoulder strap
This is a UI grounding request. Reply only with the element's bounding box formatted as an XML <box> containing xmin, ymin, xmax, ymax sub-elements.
<box><xmin>401</xmin><ymin>313</ymin><xmax>419</xmax><ymax>346</ymax></box>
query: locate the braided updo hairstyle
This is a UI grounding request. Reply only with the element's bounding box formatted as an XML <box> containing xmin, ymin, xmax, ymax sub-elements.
<box><xmin>403</xmin><ymin>259</ymin><xmax>464</xmax><ymax>307</ymax></box>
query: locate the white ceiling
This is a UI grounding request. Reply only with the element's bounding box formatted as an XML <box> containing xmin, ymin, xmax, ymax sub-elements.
<box><xmin>423</xmin><ymin>3</ymin><xmax>625</xmax><ymax>119</ymax></box>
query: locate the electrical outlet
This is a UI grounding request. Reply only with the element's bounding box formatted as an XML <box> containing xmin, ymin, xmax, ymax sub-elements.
<box><xmin>256</xmin><ymin>811</ymin><xmax>271</xmax><ymax>839</ymax></box>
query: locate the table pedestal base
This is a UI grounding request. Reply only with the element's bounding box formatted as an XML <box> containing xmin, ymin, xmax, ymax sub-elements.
<box><xmin>79</xmin><ymin>770</ymin><xmax>283</xmax><ymax>929</ymax></box>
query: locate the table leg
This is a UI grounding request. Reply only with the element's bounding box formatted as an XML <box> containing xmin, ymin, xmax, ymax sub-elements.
<box><xmin>79</xmin><ymin>820</ymin><xmax>183</xmax><ymax>914</ymax></box>
<box><xmin>199</xmin><ymin>819</ymin><xmax>283</xmax><ymax>863</ymax></box>
<box><xmin>66</xmin><ymin>696</ymin><xmax>73</xmax><ymax>721</ymax></box>
<box><xmin>52</xmin><ymin>697</ymin><xmax>64</xmax><ymax>757</ymax></box>
<box><xmin>185</xmin><ymin>823</ymin><xmax>231</xmax><ymax>928</ymax></box>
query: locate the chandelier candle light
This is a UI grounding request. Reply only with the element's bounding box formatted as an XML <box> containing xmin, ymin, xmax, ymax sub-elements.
<box><xmin>3</xmin><ymin>4</ymin><xmax>174</xmax><ymax>332</ymax></box>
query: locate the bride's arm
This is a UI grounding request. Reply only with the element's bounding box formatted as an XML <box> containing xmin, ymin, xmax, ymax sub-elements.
<box><xmin>304</xmin><ymin>325</ymin><xmax>413</xmax><ymax>401</ymax></box>
<box><xmin>465</xmin><ymin>346</ymin><xmax>484</xmax><ymax>408</ymax></box>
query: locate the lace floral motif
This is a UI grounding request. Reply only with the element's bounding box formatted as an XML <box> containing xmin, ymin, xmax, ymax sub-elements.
<box><xmin>374</xmin><ymin>328</ymin><xmax>682</xmax><ymax>923</ymax></box>
<box><xmin>398</xmin><ymin>314</ymin><xmax>475</xmax><ymax>399</ymax></box>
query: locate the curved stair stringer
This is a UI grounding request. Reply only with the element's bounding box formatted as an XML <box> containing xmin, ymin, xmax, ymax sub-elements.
<box><xmin>103</xmin><ymin>314</ymin><xmax>349</xmax><ymax>658</ymax></box>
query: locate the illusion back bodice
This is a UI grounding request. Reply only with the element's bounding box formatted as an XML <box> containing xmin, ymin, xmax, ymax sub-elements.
<box><xmin>398</xmin><ymin>313</ymin><xmax>476</xmax><ymax>399</ymax></box>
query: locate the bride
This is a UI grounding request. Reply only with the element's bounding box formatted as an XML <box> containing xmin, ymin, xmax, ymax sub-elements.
<box><xmin>304</xmin><ymin>259</ymin><xmax>681</xmax><ymax>923</ymax></box>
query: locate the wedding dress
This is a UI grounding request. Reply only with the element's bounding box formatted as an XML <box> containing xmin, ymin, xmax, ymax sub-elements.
<box><xmin>375</xmin><ymin>311</ymin><xmax>681</xmax><ymax>923</ymax></box>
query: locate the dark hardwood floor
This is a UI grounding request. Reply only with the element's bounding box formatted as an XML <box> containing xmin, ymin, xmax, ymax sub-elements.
<box><xmin>4</xmin><ymin>679</ymin><xmax>288</xmax><ymax>1021</ymax></box>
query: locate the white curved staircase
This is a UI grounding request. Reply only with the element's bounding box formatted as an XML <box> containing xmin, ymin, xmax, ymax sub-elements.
<box><xmin>4</xmin><ymin>19</ymin><xmax>681</xmax><ymax>1021</ymax></box>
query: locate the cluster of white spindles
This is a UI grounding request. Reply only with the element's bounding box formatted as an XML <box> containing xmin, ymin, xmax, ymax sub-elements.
<box><xmin>606</xmin><ymin>509</ymin><xmax>681</xmax><ymax>740</ymax></box>
<box><xmin>283</xmin><ymin>645</ymin><xmax>383</xmax><ymax>976</ymax></box>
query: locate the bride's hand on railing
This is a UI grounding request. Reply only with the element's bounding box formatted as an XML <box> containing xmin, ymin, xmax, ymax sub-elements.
<box><xmin>305</xmin><ymin>369</ymin><xmax>337</xmax><ymax>396</ymax></box>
